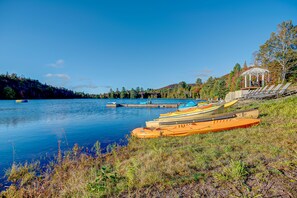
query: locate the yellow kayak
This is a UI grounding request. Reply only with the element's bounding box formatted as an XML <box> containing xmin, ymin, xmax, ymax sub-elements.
<box><xmin>146</xmin><ymin>109</ymin><xmax>259</xmax><ymax>128</ymax></box>
<box><xmin>224</xmin><ymin>100</ymin><xmax>238</xmax><ymax>108</ymax></box>
<box><xmin>198</xmin><ymin>102</ymin><xmax>208</xmax><ymax>106</ymax></box>
<box><xmin>159</xmin><ymin>105</ymin><xmax>223</xmax><ymax>119</ymax></box>
<box><xmin>160</xmin><ymin>100</ymin><xmax>237</xmax><ymax>118</ymax></box>
<box><xmin>178</xmin><ymin>103</ymin><xmax>212</xmax><ymax>112</ymax></box>
<box><xmin>132</xmin><ymin>118</ymin><xmax>260</xmax><ymax>139</ymax></box>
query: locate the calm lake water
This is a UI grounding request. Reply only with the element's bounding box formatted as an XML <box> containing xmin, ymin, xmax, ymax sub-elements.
<box><xmin>0</xmin><ymin>99</ymin><xmax>194</xmax><ymax>178</ymax></box>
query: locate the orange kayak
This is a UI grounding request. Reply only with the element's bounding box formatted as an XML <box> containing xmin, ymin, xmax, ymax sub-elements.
<box><xmin>132</xmin><ymin>118</ymin><xmax>260</xmax><ymax>138</ymax></box>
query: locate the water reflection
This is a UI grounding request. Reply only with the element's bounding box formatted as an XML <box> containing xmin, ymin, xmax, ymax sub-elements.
<box><xmin>0</xmin><ymin>99</ymin><xmax>192</xmax><ymax>178</ymax></box>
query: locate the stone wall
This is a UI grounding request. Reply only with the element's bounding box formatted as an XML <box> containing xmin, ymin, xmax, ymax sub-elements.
<box><xmin>225</xmin><ymin>90</ymin><xmax>249</xmax><ymax>102</ymax></box>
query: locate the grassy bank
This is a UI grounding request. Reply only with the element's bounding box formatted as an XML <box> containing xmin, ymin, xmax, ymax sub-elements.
<box><xmin>1</xmin><ymin>96</ymin><xmax>297</xmax><ymax>197</ymax></box>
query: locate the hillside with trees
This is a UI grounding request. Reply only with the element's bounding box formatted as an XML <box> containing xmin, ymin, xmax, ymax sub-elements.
<box><xmin>101</xmin><ymin>20</ymin><xmax>297</xmax><ymax>100</ymax></box>
<box><xmin>100</xmin><ymin>62</ymin><xmax>249</xmax><ymax>100</ymax></box>
<box><xmin>256</xmin><ymin>20</ymin><xmax>297</xmax><ymax>83</ymax></box>
<box><xmin>0</xmin><ymin>73</ymin><xmax>91</xmax><ymax>99</ymax></box>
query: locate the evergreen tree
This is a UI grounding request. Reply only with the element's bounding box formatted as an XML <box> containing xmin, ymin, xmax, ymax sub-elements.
<box><xmin>3</xmin><ymin>86</ymin><xmax>16</xmax><ymax>99</ymax></box>
<box><xmin>136</xmin><ymin>87</ymin><xmax>140</xmax><ymax>93</ymax></box>
<box><xmin>130</xmin><ymin>88</ymin><xmax>137</xmax><ymax>99</ymax></box>
<box><xmin>200</xmin><ymin>77</ymin><xmax>215</xmax><ymax>99</ymax></box>
<box><xmin>233</xmin><ymin>63</ymin><xmax>241</xmax><ymax>75</ymax></box>
<box><xmin>217</xmin><ymin>79</ymin><xmax>228</xmax><ymax>99</ymax></box>
<box><xmin>120</xmin><ymin>87</ymin><xmax>126</xmax><ymax>99</ymax></box>
<box><xmin>109</xmin><ymin>88</ymin><xmax>114</xmax><ymax>99</ymax></box>
<box><xmin>243</xmin><ymin>61</ymin><xmax>248</xmax><ymax>70</ymax></box>
<box><xmin>115</xmin><ymin>88</ymin><xmax>120</xmax><ymax>98</ymax></box>
<box><xmin>196</xmin><ymin>78</ymin><xmax>202</xmax><ymax>85</ymax></box>
<box><xmin>235</xmin><ymin>77</ymin><xmax>242</xmax><ymax>90</ymax></box>
<box><xmin>178</xmin><ymin>81</ymin><xmax>187</xmax><ymax>89</ymax></box>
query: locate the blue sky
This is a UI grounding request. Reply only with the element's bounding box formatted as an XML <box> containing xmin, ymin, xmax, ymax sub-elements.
<box><xmin>0</xmin><ymin>0</ymin><xmax>296</xmax><ymax>93</ymax></box>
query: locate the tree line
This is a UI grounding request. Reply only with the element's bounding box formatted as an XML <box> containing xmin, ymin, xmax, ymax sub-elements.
<box><xmin>101</xmin><ymin>20</ymin><xmax>297</xmax><ymax>100</ymax></box>
<box><xmin>0</xmin><ymin>73</ymin><xmax>91</xmax><ymax>99</ymax></box>
<box><xmin>100</xmin><ymin>62</ymin><xmax>244</xmax><ymax>100</ymax></box>
<box><xmin>1</xmin><ymin>21</ymin><xmax>296</xmax><ymax>100</ymax></box>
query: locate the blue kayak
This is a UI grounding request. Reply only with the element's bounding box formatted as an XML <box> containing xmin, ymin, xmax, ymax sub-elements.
<box><xmin>178</xmin><ymin>101</ymin><xmax>197</xmax><ymax>110</ymax></box>
<box><xmin>140</xmin><ymin>100</ymin><xmax>152</xmax><ymax>105</ymax></box>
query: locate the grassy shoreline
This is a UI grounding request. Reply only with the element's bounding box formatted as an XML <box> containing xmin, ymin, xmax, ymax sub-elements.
<box><xmin>1</xmin><ymin>96</ymin><xmax>297</xmax><ymax>197</ymax></box>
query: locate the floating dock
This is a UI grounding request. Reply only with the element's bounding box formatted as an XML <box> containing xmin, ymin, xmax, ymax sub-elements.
<box><xmin>106</xmin><ymin>103</ymin><xmax>178</xmax><ymax>108</ymax></box>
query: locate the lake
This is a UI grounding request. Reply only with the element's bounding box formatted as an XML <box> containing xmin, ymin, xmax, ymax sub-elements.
<box><xmin>0</xmin><ymin>99</ymin><xmax>195</xmax><ymax>178</ymax></box>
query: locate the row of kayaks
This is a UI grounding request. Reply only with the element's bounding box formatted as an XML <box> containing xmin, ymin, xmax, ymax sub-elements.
<box><xmin>146</xmin><ymin>108</ymin><xmax>259</xmax><ymax>128</ymax></box>
<box><xmin>159</xmin><ymin>100</ymin><xmax>238</xmax><ymax>118</ymax></box>
<box><xmin>131</xmin><ymin>100</ymin><xmax>261</xmax><ymax>138</ymax></box>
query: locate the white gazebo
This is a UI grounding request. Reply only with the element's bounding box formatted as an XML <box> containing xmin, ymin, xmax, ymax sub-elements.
<box><xmin>241</xmin><ymin>67</ymin><xmax>270</xmax><ymax>88</ymax></box>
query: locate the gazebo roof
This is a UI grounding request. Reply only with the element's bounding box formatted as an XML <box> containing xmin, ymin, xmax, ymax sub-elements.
<box><xmin>241</xmin><ymin>67</ymin><xmax>269</xmax><ymax>76</ymax></box>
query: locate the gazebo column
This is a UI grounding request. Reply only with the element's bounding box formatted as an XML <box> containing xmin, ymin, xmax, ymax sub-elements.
<box><xmin>241</xmin><ymin>68</ymin><xmax>270</xmax><ymax>89</ymax></box>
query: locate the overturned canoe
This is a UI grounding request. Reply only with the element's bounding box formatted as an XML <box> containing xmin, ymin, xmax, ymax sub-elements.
<box><xmin>132</xmin><ymin>118</ymin><xmax>260</xmax><ymax>139</ymax></box>
<box><xmin>146</xmin><ymin>109</ymin><xmax>259</xmax><ymax>128</ymax></box>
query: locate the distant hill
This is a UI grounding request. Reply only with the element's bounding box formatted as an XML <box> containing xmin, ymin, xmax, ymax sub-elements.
<box><xmin>157</xmin><ymin>83</ymin><xmax>196</xmax><ymax>90</ymax></box>
<box><xmin>0</xmin><ymin>73</ymin><xmax>91</xmax><ymax>99</ymax></box>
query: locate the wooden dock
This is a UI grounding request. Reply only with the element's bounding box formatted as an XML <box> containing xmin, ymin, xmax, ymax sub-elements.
<box><xmin>106</xmin><ymin>103</ymin><xmax>178</xmax><ymax>108</ymax></box>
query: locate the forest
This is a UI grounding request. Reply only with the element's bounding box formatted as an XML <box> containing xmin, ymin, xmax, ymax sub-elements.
<box><xmin>0</xmin><ymin>73</ymin><xmax>91</xmax><ymax>99</ymax></box>
<box><xmin>99</xmin><ymin>62</ymin><xmax>245</xmax><ymax>100</ymax></box>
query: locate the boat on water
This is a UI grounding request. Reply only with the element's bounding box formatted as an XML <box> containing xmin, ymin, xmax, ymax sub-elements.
<box><xmin>139</xmin><ymin>100</ymin><xmax>152</xmax><ymax>105</ymax></box>
<box><xmin>146</xmin><ymin>109</ymin><xmax>259</xmax><ymax>128</ymax></box>
<box><xmin>15</xmin><ymin>99</ymin><xmax>28</xmax><ymax>103</ymax></box>
<box><xmin>132</xmin><ymin>118</ymin><xmax>260</xmax><ymax>138</ymax></box>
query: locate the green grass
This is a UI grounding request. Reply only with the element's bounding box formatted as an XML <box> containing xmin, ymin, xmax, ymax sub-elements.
<box><xmin>1</xmin><ymin>96</ymin><xmax>297</xmax><ymax>197</ymax></box>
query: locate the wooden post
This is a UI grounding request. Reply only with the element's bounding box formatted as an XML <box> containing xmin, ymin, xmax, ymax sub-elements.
<box><xmin>262</xmin><ymin>74</ymin><xmax>264</xmax><ymax>87</ymax></box>
<box><xmin>244</xmin><ymin>75</ymin><xmax>247</xmax><ymax>88</ymax></box>
<box><xmin>249</xmin><ymin>74</ymin><xmax>252</xmax><ymax>87</ymax></box>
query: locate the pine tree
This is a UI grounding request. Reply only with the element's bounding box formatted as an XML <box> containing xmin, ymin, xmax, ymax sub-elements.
<box><xmin>120</xmin><ymin>87</ymin><xmax>126</xmax><ymax>99</ymax></box>
<box><xmin>3</xmin><ymin>86</ymin><xmax>16</xmax><ymax>99</ymax></box>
